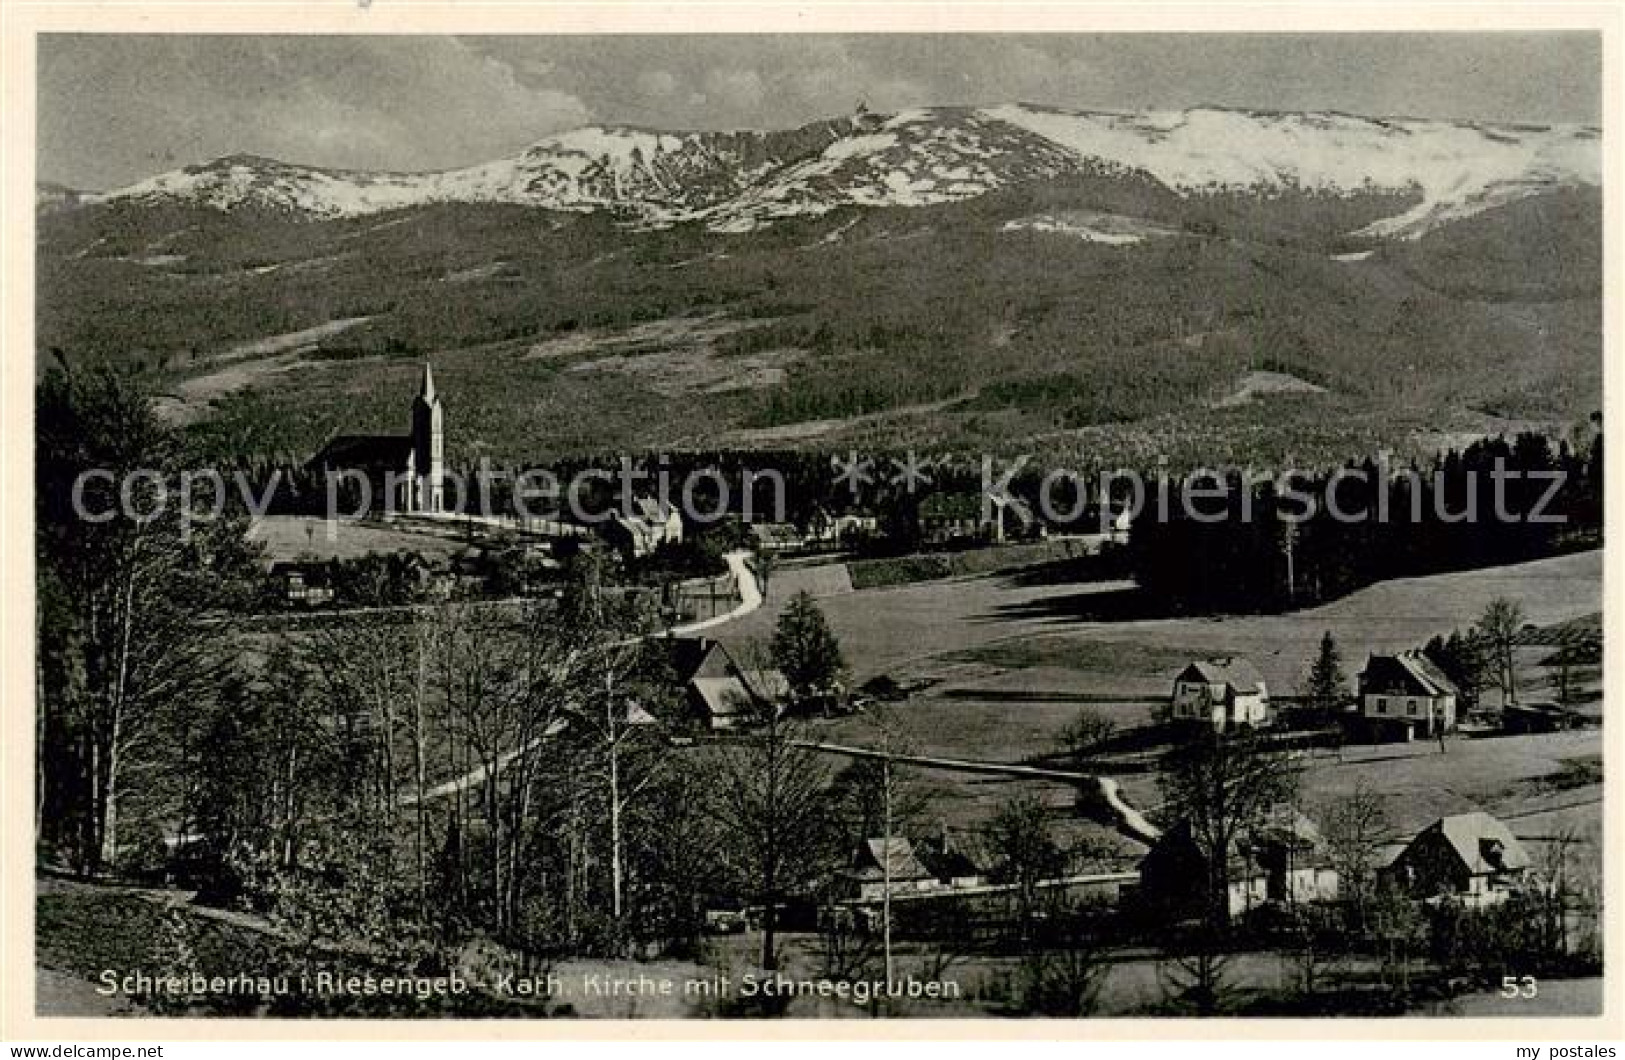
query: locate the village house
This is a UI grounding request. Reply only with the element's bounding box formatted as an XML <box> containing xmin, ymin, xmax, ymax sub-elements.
<box><xmin>1382</xmin><ymin>811</ymin><xmax>1532</xmax><ymax>908</ymax></box>
<box><xmin>1168</xmin><ymin>657</ymin><xmax>1271</xmax><ymax>730</ymax></box>
<box><xmin>307</xmin><ymin>363</ymin><xmax>445</xmax><ymax>516</ymax></box>
<box><xmin>1135</xmin><ymin>806</ymin><xmax>1338</xmax><ymax>920</ymax></box>
<box><xmin>805</xmin><ymin>506</ymin><xmax>880</xmax><ymax>547</ymax></box>
<box><xmin>1104</xmin><ymin>506</ymin><xmax>1133</xmax><ymax>543</ymax></box>
<box><xmin>660</xmin><ymin>636</ymin><xmax>787</xmax><ymax>730</ymax></box>
<box><xmin>915</xmin><ymin>831</ymin><xmax>986</xmax><ymax>890</ymax></box>
<box><xmin>834</xmin><ymin>837</ymin><xmax>940</xmax><ymax>902</ymax></box>
<box><xmin>745</xmin><ymin>521</ymin><xmax>806</xmax><ymax>554</ymax></box>
<box><xmin>1498</xmin><ymin>700</ymin><xmax>1581</xmax><ymax>735</ymax></box>
<box><xmin>917</xmin><ymin>491</ymin><xmax>1036</xmax><ymax>546</ymax></box>
<box><xmin>602</xmin><ymin>497</ymin><xmax>684</xmax><ymax>559</ymax></box>
<box><xmin>268</xmin><ymin>560</ymin><xmax>335</xmax><ymax>608</ymax></box>
<box><xmin>1357</xmin><ymin>651</ymin><xmax>1460</xmax><ymax>741</ymax></box>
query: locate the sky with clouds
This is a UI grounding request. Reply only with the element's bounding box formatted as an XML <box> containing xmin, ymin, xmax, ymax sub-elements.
<box><xmin>39</xmin><ymin>33</ymin><xmax>1601</xmax><ymax>189</ymax></box>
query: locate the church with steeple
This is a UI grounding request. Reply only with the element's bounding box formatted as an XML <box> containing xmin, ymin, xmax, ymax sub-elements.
<box><xmin>308</xmin><ymin>363</ymin><xmax>446</xmax><ymax>515</ymax></box>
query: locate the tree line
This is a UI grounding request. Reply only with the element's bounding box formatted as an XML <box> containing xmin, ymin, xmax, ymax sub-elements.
<box><xmin>1129</xmin><ymin>430</ymin><xmax>1601</xmax><ymax>615</ymax></box>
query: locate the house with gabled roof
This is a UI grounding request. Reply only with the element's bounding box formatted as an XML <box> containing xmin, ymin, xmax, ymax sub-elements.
<box><xmin>1358</xmin><ymin>651</ymin><xmax>1459</xmax><ymax>740</ymax></box>
<box><xmin>917</xmin><ymin>490</ymin><xmax>1036</xmax><ymax>546</ymax></box>
<box><xmin>915</xmin><ymin>832</ymin><xmax>986</xmax><ymax>890</ymax></box>
<box><xmin>1135</xmin><ymin>804</ymin><xmax>1337</xmax><ymax>920</ymax></box>
<box><xmin>1169</xmin><ymin>657</ymin><xmax>1270</xmax><ymax>730</ymax></box>
<box><xmin>746</xmin><ymin>521</ymin><xmax>806</xmax><ymax>554</ymax></box>
<box><xmin>834</xmin><ymin>837</ymin><xmax>940</xmax><ymax>902</ymax></box>
<box><xmin>660</xmin><ymin>636</ymin><xmax>787</xmax><ymax>730</ymax></box>
<box><xmin>1382</xmin><ymin>811</ymin><xmax>1531</xmax><ymax>907</ymax></box>
<box><xmin>603</xmin><ymin>497</ymin><xmax>683</xmax><ymax>559</ymax></box>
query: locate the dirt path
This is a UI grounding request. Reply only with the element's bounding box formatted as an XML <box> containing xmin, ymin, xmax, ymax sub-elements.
<box><xmin>403</xmin><ymin>551</ymin><xmax>761</xmax><ymax>806</ymax></box>
<box><xmin>792</xmin><ymin>740</ymin><xmax>1161</xmax><ymax>845</ymax></box>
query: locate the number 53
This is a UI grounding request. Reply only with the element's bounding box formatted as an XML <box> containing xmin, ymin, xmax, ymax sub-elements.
<box><xmin>1501</xmin><ymin>975</ymin><xmax>1538</xmax><ymax>999</ymax></box>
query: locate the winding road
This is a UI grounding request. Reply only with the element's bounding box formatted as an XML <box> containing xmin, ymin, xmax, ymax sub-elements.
<box><xmin>790</xmin><ymin>740</ymin><xmax>1163</xmax><ymax>845</ymax></box>
<box><xmin>404</xmin><ymin>550</ymin><xmax>762</xmax><ymax>806</ymax></box>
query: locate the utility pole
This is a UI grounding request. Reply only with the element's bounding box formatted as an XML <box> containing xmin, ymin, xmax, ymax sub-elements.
<box><xmin>882</xmin><ymin>750</ymin><xmax>894</xmax><ymax>991</ymax></box>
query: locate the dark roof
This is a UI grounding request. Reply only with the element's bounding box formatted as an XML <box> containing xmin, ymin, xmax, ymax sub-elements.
<box><xmin>1416</xmin><ymin>812</ymin><xmax>1531</xmax><ymax>875</ymax></box>
<box><xmin>1147</xmin><ymin>805</ymin><xmax>1323</xmax><ymax>874</ymax></box>
<box><xmin>308</xmin><ymin>433</ymin><xmax>413</xmax><ymax>470</ymax></box>
<box><xmin>748</xmin><ymin>523</ymin><xmax>805</xmax><ymax>547</ymax></box>
<box><xmin>1361</xmin><ymin>652</ymin><xmax>1460</xmax><ymax>698</ymax></box>
<box><xmin>1177</xmin><ymin>657</ymin><xmax>1267</xmax><ymax>695</ymax></box>
<box><xmin>843</xmin><ymin>837</ymin><xmax>936</xmax><ymax>882</ymax></box>
<box><xmin>659</xmin><ymin>637</ymin><xmax>785</xmax><ymax>721</ymax></box>
<box><xmin>916</xmin><ymin>837</ymin><xmax>983</xmax><ymax>881</ymax></box>
<box><xmin>662</xmin><ymin>636</ymin><xmax>733</xmax><ymax>682</ymax></box>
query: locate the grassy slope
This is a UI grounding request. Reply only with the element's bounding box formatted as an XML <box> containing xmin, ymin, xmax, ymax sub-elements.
<box><xmin>731</xmin><ymin>550</ymin><xmax>1601</xmax><ymax>845</ymax></box>
<box><xmin>36</xmin><ymin>183</ymin><xmax>1601</xmax><ymax>467</ymax></box>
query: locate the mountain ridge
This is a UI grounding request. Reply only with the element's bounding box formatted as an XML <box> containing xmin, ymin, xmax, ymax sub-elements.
<box><xmin>65</xmin><ymin>103</ymin><xmax>1600</xmax><ymax>240</ymax></box>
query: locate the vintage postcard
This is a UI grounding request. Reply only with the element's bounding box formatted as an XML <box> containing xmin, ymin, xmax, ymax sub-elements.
<box><xmin>2</xmin><ymin>1</ymin><xmax>1619</xmax><ymax>1044</ymax></box>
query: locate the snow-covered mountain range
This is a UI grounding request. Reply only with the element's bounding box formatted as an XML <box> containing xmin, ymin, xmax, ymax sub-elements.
<box><xmin>79</xmin><ymin>104</ymin><xmax>1600</xmax><ymax>239</ymax></box>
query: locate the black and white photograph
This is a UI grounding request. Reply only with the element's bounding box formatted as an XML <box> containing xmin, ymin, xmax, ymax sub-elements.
<box><xmin>17</xmin><ymin>22</ymin><xmax>1612</xmax><ymax>1028</ymax></box>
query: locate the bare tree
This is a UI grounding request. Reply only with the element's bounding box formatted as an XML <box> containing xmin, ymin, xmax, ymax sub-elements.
<box><xmin>429</xmin><ymin>601</ymin><xmax>561</xmax><ymax>935</ymax></box>
<box><xmin>1286</xmin><ymin>904</ymin><xmax>1341</xmax><ymax>1000</ymax></box>
<box><xmin>36</xmin><ymin>367</ymin><xmax>260</xmax><ymax>875</ymax></box>
<box><xmin>1319</xmin><ymin>781</ymin><xmax>1392</xmax><ymax>933</ymax></box>
<box><xmin>1057</xmin><ymin>708</ymin><xmax>1117</xmax><ymax>760</ymax></box>
<box><xmin>985</xmin><ymin>792</ymin><xmax>1067</xmax><ymax>942</ymax></box>
<box><xmin>1475</xmin><ymin>597</ymin><xmax>1526</xmax><ymax>705</ymax></box>
<box><xmin>1158</xmin><ymin>729</ymin><xmax>1300</xmax><ymax>928</ymax></box>
<box><xmin>710</xmin><ymin>640</ymin><xmax>833</xmax><ymax>970</ymax></box>
<box><xmin>309</xmin><ymin>613</ymin><xmax>415</xmax><ymax>850</ymax></box>
<box><xmin>556</xmin><ymin>604</ymin><xmax>670</xmax><ymax>936</ymax></box>
<box><xmin>830</xmin><ymin>701</ymin><xmax>936</xmax><ymax>985</ymax></box>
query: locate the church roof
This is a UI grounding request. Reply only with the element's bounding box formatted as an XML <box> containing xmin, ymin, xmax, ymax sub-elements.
<box><xmin>308</xmin><ymin>433</ymin><xmax>413</xmax><ymax>470</ymax></box>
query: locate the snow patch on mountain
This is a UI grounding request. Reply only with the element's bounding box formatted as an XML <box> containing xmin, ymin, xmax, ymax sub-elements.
<box><xmin>982</xmin><ymin>104</ymin><xmax>1599</xmax><ymax>239</ymax></box>
<box><xmin>1000</xmin><ymin>210</ymin><xmax>1180</xmax><ymax>245</ymax></box>
<box><xmin>88</xmin><ymin>104</ymin><xmax>1599</xmax><ymax>239</ymax></box>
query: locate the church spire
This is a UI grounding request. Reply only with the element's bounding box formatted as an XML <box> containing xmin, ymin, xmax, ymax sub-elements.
<box><xmin>419</xmin><ymin>361</ymin><xmax>437</xmax><ymax>404</ymax></box>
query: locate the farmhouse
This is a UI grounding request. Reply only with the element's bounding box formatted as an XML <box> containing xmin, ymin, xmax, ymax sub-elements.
<box><xmin>1357</xmin><ymin>651</ymin><xmax>1459</xmax><ymax>740</ymax></box>
<box><xmin>805</xmin><ymin>506</ymin><xmax>879</xmax><ymax>546</ymax></box>
<box><xmin>268</xmin><ymin>560</ymin><xmax>334</xmax><ymax>607</ymax></box>
<box><xmin>1168</xmin><ymin>657</ymin><xmax>1270</xmax><ymax>730</ymax></box>
<box><xmin>915</xmin><ymin>832</ymin><xmax>986</xmax><ymax>889</ymax></box>
<box><xmin>602</xmin><ymin>498</ymin><xmax>684</xmax><ymax>559</ymax></box>
<box><xmin>308</xmin><ymin>362</ymin><xmax>445</xmax><ymax>516</ymax></box>
<box><xmin>746</xmin><ymin>521</ymin><xmax>806</xmax><ymax>554</ymax></box>
<box><xmin>834</xmin><ymin>837</ymin><xmax>940</xmax><ymax>902</ymax></box>
<box><xmin>917</xmin><ymin>491</ymin><xmax>1035</xmax><ymax>546</ymax></box>
<box><xmin>1382</xmin><ymin>811</ymin><xmax>1531</xmax><ymax>907</ymax></box>
<box><xmin>1136</xmin><ymin>806</ymin><xmax>1337</xmax><ymax>920</ymax></box>
<box><xmin>661</xmin><ymin>636</ymin><xmax>787</xmax><ymax>730</ymax></box>
<box><xmin>1499</xmin><ymin>701</ymin><xmax>1581</xmax><ymax>735</ymax></box>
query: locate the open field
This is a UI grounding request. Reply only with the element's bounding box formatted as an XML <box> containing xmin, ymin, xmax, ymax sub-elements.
<box><xmin>727</xmin><ymin>550</ymin><xmax>1603</xmax><ymax>852</ymax></box>
<box><xmin>726</xmin><ymin>548</ymin><xmax>1600</xmax><ymax>692</ymax></box>
<box><xmin>248</xmin><ymin>515</ymin><xmax>478</xmax><ymax>563</ymax></box>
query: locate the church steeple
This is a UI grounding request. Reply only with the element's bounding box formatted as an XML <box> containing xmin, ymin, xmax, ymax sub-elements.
<box><xmin>410</xmin><ymin>362</ymin><xmax>445</xmax><ymax>513</ymax></box>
